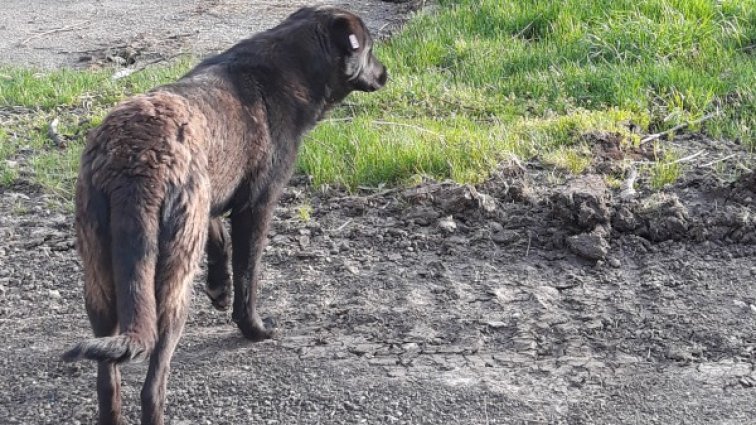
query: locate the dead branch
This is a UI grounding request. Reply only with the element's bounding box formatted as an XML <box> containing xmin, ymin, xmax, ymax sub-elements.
<box><xmin>112</xmin><ymin>53</ymin><xmax>181</xmax><ymax>80</ymax></box>
<box><xmin>632</xmin><ymin>149</ymin><xmax>706</xmax><ymax>166</ymax></box>
<box><xmin>700</xmin><ymin>154</ymin><xmax>736</xmax><ymax>168</ymax></box>
<box><xmin>640</xmin><ymin>111</ymin><xmax>721</xmax><ymax>145</ymax></box>
<box><xmin>670</xmin><ymin>149</ymin><xmax>706</xmax><ymax>164</ymax></box>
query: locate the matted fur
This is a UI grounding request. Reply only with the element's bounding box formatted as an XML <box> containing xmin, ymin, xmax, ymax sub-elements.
<box><xmin>62</xmin><ymin>7</ymin><xmax>387</xmax><ymax>425</ymax></box>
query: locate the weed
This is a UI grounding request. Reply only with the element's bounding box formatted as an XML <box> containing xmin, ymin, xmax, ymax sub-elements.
<box><xmin>296</xmin><ymin>203</ymin><xmax>313</xmax><ymax>223</ymax></box>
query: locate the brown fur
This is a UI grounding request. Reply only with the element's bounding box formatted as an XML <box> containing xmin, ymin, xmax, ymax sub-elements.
<box><xmin>62</xmin><ymin>7</ymin><xmax>387</xmax><ymax>425</ymax></box>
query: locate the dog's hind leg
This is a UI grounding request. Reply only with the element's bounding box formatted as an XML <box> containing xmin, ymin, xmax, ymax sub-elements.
<box><xmin>141</xmin><ymin>178</ymin><xmax>209</xmax><ymax>425</ymax></box>
<box><xmin>205</xmin><ymin>217</ymin><xmax>232</xmax><ymax>310</ymax></box>
<box><xmin>88</xmin><ymin>299</ymin><xmax>124</xmax><ymax>425</ymax></box>
<box><xmin>76</xmin><ymin>185</ymin><xmax>125</xmax><ymax>425</ymax></box>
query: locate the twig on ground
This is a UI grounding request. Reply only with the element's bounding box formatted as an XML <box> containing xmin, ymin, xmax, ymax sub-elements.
<box><xmin>524</xmin><ymin>231</ymin><xmax>532</xmax><ymax>257</ymax></box>
<box><xmin>335</xmin><ymin>219</ymin><xmax>353</xmax><ymax>233</ymax></box>
<box><xmin>47</xmin><ymin>118</ymin><xmax>65</xmax><ymax>147</ymax></box>
<box><xmin>670</xmin><ymin>149</ymin><xmax>706</xmax><ymax>164</ymax></box>
<box><xmin>111</xmin><ymin>53</ymin><xmax>182</xmax><ymax>80</ymax></box>
<box><xmin>513</xmin><ymin>20</ymin><xmax>536</xmax><ymax>39</ymax></box>
<box><xmin>632</xmin><ymin>149</ymin><xmax>706</xmax><ymax>166</ymax></box>
<box><xmin>18</xmin><ymin>21</ymin><xmax>92</xmax><ymax>46</ymax></box>
<box><xmin>700</xmin><ymin>154</ymin><xmax>736</xmax><ymax>168</ymax></box>
<box><xmin>619</xmin><ymin>167</ymin><xmax>638</xmax><ymax>200</ymax></box>
<box><xmin>640</xmin><ymin>111</ymin><xmax>721</xmax><ymax>145</ymax></box>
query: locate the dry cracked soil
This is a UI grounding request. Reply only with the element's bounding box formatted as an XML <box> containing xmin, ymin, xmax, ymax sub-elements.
<box><xmin>1</xmin><ymin>1</ymin><xmax>756</xmax><ymax>425</ymax></box>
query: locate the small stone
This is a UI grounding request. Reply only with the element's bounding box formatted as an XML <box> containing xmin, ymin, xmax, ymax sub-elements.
<box><xmin>733</xmin><ymin>300</ymin><xmax>747</xmax><ymax>309</ymax></box>
<box><xmin>271</xmin><ymin>235</ymin><xmax>289</xmax><ymax>245</ymax></box>
<box><xmin>48</xmin><ymin>289</ymin><xmax>62</xmax><ymax>299</ymax></box>
<box><xmin>484</xmin><ymin>320</ymin><xmax>507</xmax><ymax>329</ymax></box>
<box><xmin>437</xmin><ymin>216</ymin><xmax>457</xmax><ymax>233</ymax></box>
<box><xmin>491</xmin><ymin>230</ymin><xmax>519</xmax><ymax>244</ymax></box>
<box><xmin>477</xmin><ymin>193</ymin><xmax>496</xmax><ymax>213</ymax></box>
<box><xmin>489</xmin><ymin>221</ymin><xmax>504</xmax><ymax>233</ymax></box>
<box><xmin>567</xmin><ymin>231</ymin><xmax>609</xmax><ymax>261</ymax></box>
<box><xmin>608</xmin><ymin>258</ymin><xmax>621</xmax><ymax>268</ymax></box>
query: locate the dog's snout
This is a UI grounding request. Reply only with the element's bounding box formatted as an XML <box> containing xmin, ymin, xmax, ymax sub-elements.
<box><xmin>377</xmin><ymin>67</ymin><xmax>388</xmax><ymax>87</ymax></box>
<box><xmin>363</xmin><ymin>64</ymin><xmax>388</xmax><ymax>92</ymax></box>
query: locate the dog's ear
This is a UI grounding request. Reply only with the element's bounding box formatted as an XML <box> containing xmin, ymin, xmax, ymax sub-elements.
<box><xmin>330</xmin><ymin>14</ymin><xmax>365</xmax><ymax>53</ymax></box>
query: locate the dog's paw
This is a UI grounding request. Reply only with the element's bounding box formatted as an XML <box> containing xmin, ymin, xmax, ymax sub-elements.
<box><xmin>204</xmin><ymin>286</ymin><xmax>231</xmax><ymax>311</ymax></box>
<box><xmin>233</xmin><ymin>314</ymin><xmax>278</xmax><ymax>342</ymax></box>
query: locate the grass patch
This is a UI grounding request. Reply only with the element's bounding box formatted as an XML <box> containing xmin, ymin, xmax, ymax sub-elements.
<box><xmin>300</xmin><ymin>0</ymin><xmax>755</xmax><ymax>188</ymax></box>
<box><xmin>649</xmin><ymin>150</ymin><xmax>684</xmax><ymax>189</ymax></box>
<box><xmin>0</xmin><ymin>57</ymin><xmax>195</xmax><ymax>108</ymax></box>
<box><xmin>542</xmin><ymin>147</ymin><xmax>593</xmax><ymax>175</ymax></box>
<box><xmin>1</xmin><ymin>0</ymin><xmax>754</xmax><ymax>197</ymax></box>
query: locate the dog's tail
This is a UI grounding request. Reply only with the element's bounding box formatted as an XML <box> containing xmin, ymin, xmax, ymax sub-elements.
<box><xmin>62</xmin><ymin>186</ymin><xmax>161</xmax><ymax>363</ymax></box>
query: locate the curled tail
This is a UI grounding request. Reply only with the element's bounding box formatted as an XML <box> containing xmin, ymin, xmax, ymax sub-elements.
<box><xmin>63</xmin><ymin>183</ymin><xmax>161</xmax><ymax>363</ymax></box>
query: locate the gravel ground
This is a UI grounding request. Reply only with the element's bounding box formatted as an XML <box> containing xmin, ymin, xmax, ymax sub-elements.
<box><xmin>1</xmin><ymin>1</ymin><xmax>755</xmax><ymax>424</ymax></box>
<box><xmin>1</xmin><ymin>137</ymin><xmax>755</xmax><ymax>423</ymax></box>
<box><xmin>0</xmin><ymin>0</ymin><xmax>406</xmax><ymax>69</ymax></box>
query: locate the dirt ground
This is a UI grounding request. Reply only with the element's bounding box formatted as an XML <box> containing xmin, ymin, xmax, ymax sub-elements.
<box><xmin>1</xmin><ymin>2</ymin><xmax>756</xmax><ymax>425</ymax></box>
<box><xmin>0</xmin><ymin>0</ymin><xmax>407</xmax><ymax>69</ymax></box>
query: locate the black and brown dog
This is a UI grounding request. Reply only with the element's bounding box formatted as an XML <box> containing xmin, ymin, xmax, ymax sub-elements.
<box><xmin>62</xmin><ymin>7</ymin><xmax>387</xmax><ymax>425</ymax></box>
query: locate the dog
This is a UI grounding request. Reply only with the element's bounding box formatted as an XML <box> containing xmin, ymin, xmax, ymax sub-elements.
<box><xmin>62</xmin><ymin>7</ymin><xmax>387</xmax><ymax>425</ymax></box>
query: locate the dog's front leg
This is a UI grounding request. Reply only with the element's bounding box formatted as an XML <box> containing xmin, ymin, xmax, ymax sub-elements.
<box><xmin>229</xmin><ymin>189</ymin><xmax>280</xmax><ymax>341</ymax></box>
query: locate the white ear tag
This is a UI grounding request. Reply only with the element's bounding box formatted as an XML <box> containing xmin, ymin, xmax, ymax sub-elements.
<box><xmin>348</xmin><ymin>34</ymin><xmax>360</xmax><ymax>50</ymax></box>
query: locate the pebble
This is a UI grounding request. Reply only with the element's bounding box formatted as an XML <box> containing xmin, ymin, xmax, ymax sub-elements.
<box><xmin>489</xmin><ymin>221</ymin><xmax>504</xmax><ymax>233</ymax></box>
<box><xmin>437</xmin><ymin>215</ymin><xmax>457</xmax><ymax>233</ymax></box>
<box><xmin>484</xmin><ymin>320</ymin><xmax>507</xmax><ymax>329</ymax></box>
<box><xmin>491</xmin><ymin>230</ymin><xmax>519</xmax><ymax>244</ymax></box>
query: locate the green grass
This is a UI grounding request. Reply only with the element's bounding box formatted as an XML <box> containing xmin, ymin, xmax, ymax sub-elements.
<box><xmin>302</xmin><ymin>0</ymin><xmax>755</xmax><ymax>188</ymax></box>
<box><xmin>0</xmin><ymin>57</ymin><xmax>195</xmax><ymax>108</ymax></box>
<box><xmin>0</xmin><ymin>0</ymin><xmax>754</xmax><ymax>196</ymax></box>
<box><xmin>649</xmin><ymin>150</ymin><xmax>684</xmax><ymax>189</ymax></box>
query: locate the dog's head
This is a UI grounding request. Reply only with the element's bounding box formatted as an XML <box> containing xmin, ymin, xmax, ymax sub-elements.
<box><xmin>289</xmin><ymin>7</ymin><xmax>388</xmax><ymax>98</ymax></box>
<box><xmin>328</xmin><ymin>10</ymin><xmax>388</xmax><ymax>93</ymax></box>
